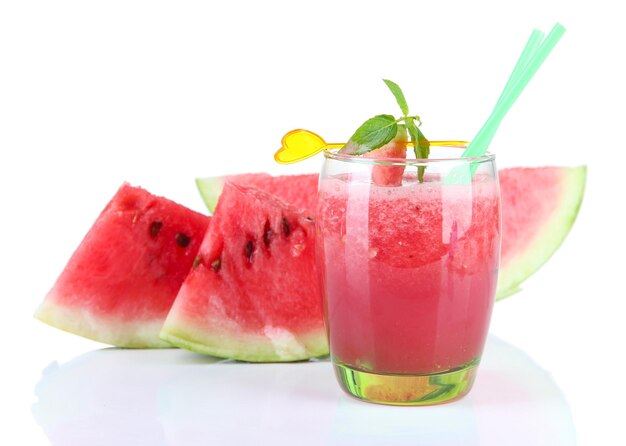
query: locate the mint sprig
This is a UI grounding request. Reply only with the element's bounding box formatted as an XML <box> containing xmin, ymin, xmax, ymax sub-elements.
<box><xmin>343</xmin><ymin>79</ymin><xmax>431</xmax><ymax>182</ymax></box>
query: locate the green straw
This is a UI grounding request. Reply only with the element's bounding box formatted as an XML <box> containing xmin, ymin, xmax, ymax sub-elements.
<box><xmin>495</xmin><ymin>29</ymin><xmax>545</xmax><ymax>109</ymax></box>
<box><xmin>447</xmin><ymin>23</ymin><xmax>566</xmax><ymax>183</ymax></box>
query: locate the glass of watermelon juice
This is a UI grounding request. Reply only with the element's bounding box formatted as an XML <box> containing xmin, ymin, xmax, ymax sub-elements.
<box><xmin>316</xmin><ymin>146</ymin><xmax>501</xmax><ymax>405</ymax></box>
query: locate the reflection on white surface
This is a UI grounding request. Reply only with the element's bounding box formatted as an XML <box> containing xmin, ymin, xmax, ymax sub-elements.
<box><xmin>32</xmin><ymin>336</ymin><xmax>575</xmax><ymax>446</ymax></box>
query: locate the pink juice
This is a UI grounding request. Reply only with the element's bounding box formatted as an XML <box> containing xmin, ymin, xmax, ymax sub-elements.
<box><xmin>317</xmin><ymin>174</ymin><xmax>500</xmax><ymax>375</ymax></box>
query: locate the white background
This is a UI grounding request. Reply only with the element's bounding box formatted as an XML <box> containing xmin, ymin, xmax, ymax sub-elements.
<box><xmin>1</xmin><ymin>1</ymin><xmax>624</xmax><ymax>445</ymax></box>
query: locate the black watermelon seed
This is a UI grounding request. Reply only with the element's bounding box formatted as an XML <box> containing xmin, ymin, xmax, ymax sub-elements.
<box><xmin>150</xmin><ymin>221</ymin><xmax>163</xmax><ymax>237</ymax></box>
<box><xmin>263</xmin><ymin>220</ymin><xmax>272</xmax><ymax>247</ymax></box>
<box><xmin>245</xmin><ymin>240</ymin><xmax>255</xmax><ymax>261</ymax></box>
<box><xmin>282</xmin><ymin>217</ymin><xmax>291</xmax><ymax>237</ymax></box>
<box><xmin>211</xmin><ymin>258</ymin><xmax>221</xmax><ymax>272</ymax></box>
<box><xmin>193</xmin><ymin>255</ymin><xmax>202</xmax><ymax>268</ymax></box>
<box><xmin>175</xmin><ymin>233</ymin><xmax>191</xmax><ymax>248</ymax></box>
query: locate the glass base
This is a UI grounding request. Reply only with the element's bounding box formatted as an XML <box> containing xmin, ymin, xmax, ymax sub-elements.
<box><xmin>333</xmin><ymin>360</ymin><xmax>479</xmax><ymax>406</ymax></box>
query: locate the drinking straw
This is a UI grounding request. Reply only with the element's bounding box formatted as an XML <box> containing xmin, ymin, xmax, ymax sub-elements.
<box><xmin>446</xmin><ymin>23</ymin><xmax>566</xmax><ymax>183</ymax></box>
<box><xmin>494</xmin><ymin>29</ymin><xmax>545</xmax><ymax>109</ymax></box>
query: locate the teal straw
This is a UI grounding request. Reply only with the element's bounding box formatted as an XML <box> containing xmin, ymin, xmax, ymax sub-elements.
<box><xmin>495</xmin><ymin>29</ymin><xmax>545</xmax><ymax>109</ymax></box>
<box><xmin>447</xmin><ymin>23</ymin><xmax>566</xmax><ymax>183</ymax></box>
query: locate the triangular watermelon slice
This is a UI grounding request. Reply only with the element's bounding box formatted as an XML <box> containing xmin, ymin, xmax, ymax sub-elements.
<box><xmin>497</xmin><ymin>166</ymin><xmax>586</xmax><ymax>299</ymax></box>
<box><xmin>198</xmin><ymin>166</ymin><xmax>586</xmax><ymax>300</ymax></box>
<box><xmin>160</xmin><ymin>183</ymin><xmax>327</xmax><ymax>361</ymax></box>
<box><xmin>35</xmin><ymin>183</ymin><xmax>210</xmax><ymax>348</ymax></box>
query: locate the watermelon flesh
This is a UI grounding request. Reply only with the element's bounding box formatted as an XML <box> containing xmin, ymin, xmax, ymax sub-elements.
<box><xmin>200</xmin><ymin>167</ymin><xmax>586</xmax><ymax>300</ymax></box>
<box><xmin>363</xmin><ymin>129</ymin><xmax>409</xmax><ymax>187</ymax></box>
<box><xmin>161</xmin><ymin>183</ymin><xmax>327</xmax><ymax>361</ymax></box>
<box><xmin>35</xmin><ymin>183</ymin><xmax>210</xmax><ymax>348</ymax></box>
<box><xmin>196</xmin><ymin>173</ymin><xmax>318</xmax><ymax>214</ymax></box>
<box><xmin>497</xmin><ymin>166</ymin><xmax>586</xmax><ymax>298</ymax></box>
<box><xmin>340</xmin><ymin>125</ymin><xmax>409</xmax><ymax>187</ymax></box>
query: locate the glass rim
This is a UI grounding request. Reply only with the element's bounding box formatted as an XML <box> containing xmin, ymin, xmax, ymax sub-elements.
<box><xmin>323</xmin><ymin>146</ymin><xmax>495</xmax><ymax>166</ymax></box>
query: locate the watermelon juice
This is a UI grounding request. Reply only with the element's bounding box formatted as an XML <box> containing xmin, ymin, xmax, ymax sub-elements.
<box><xmin>316</xmin><ymin>150</ymin><xmax>500</xmax><ymax>404</ymax></box>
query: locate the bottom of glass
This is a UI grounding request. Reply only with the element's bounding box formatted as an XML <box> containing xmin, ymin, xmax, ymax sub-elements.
<box><xmin>333</xmin><ymin>359</ymin><xmax>479</xmax><ymax>406</ymax></box>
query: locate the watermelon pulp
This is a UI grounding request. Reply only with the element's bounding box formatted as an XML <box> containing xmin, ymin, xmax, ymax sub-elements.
<box><xmin>199</xmin><ymin>167</ymin><xmax>586</xmax><ymax>300</ymax></box>
<box><xmin>35</xmin><ymin>183</ymin><xmax>210</xmax><ymax>348</ymax></box>
<box><xmin>161</xmin><ymin>183</ymin><xmax>327</xmax><ymax>361</ymax></box>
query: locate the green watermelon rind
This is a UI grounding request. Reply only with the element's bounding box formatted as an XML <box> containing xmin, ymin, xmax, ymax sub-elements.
<box><xmin>35</xmin><ymin>300</ymin><xmax>172</xmax><ymax>348</ymax></box>
<box><xmin>495</xmin><ymin>166</ymin><xmax>587</xmax><ymax>300</ymax></box>
<box><xmin>195</xmin><ymin>177</ymin><xmax>225</xmax><ymax>214</ymax></box>
<box><xmin>160</xmin><ymin>320</ymin><xmax>328</xmax><ymax>362</ymax></box>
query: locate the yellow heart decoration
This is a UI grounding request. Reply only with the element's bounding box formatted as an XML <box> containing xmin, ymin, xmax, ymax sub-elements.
<box><xmin>274</xmin><ymin>129</ymin><xmax>341</xmax><ymax>164</ymax></box>
<box><xmin>274</xmin><ymin>128</ymin><xmax>469</xmax><ymax>164</ymax></box>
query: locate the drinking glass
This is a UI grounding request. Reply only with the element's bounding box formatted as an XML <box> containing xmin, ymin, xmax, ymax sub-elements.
<box><xmin>316</xmin><ymin>146</ymin><xmax>500</xmax><ymax>405</ymax></box>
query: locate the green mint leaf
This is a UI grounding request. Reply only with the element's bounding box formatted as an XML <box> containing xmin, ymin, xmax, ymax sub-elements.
<box><xmin>383</xmin><ymin>79</ymin><xmax>409</xmax><ymax>116</ymax></box>
<box><xmin>344</xmin><ymin>114</ymin><xmax>398</xmax><ymax>155</ymax></box>
<box><xmin>416</xmin><ymin>126</ymin><xmax>430</xmax><ymax>159</ymax></box>
<box><xmin>406</xmin><ymin>118</ymin><xmax>430</xmax><ymax>182</ymax></box>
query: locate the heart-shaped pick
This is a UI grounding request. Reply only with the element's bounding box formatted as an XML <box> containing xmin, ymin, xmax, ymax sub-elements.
<box><xmin>274</xmin><ymin>129</ymin><xmax>339</xmax><ymax>164</ymax></box>
<box><xmin>274</xmin><ymin>128</ymin><xmax>469</xmax><ymax>164</ymax></box>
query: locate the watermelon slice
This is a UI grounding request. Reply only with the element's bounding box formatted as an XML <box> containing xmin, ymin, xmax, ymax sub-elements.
<box><xmin>35</xmin><ymin>183</ymin><xmax>210</xmax><ymax>348</ymax></box>
<box><xmin>497</xmin><ymin>166</ymin><xmax>586</xmax><ymax>299</ymax></box>
<box><xmin>198</xmin><ymin>167</ymin><xmax>586</xmax><ymax>300</ymax></box>
<box><xmin>196</xmin><ymin>173</ymin><xmax>318</xmax><ymax>214</ymax></box>
<box><xmin>160</xmin><ymin>183</ymin><xmax>327</xmax><ymax>361</ymax></box>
